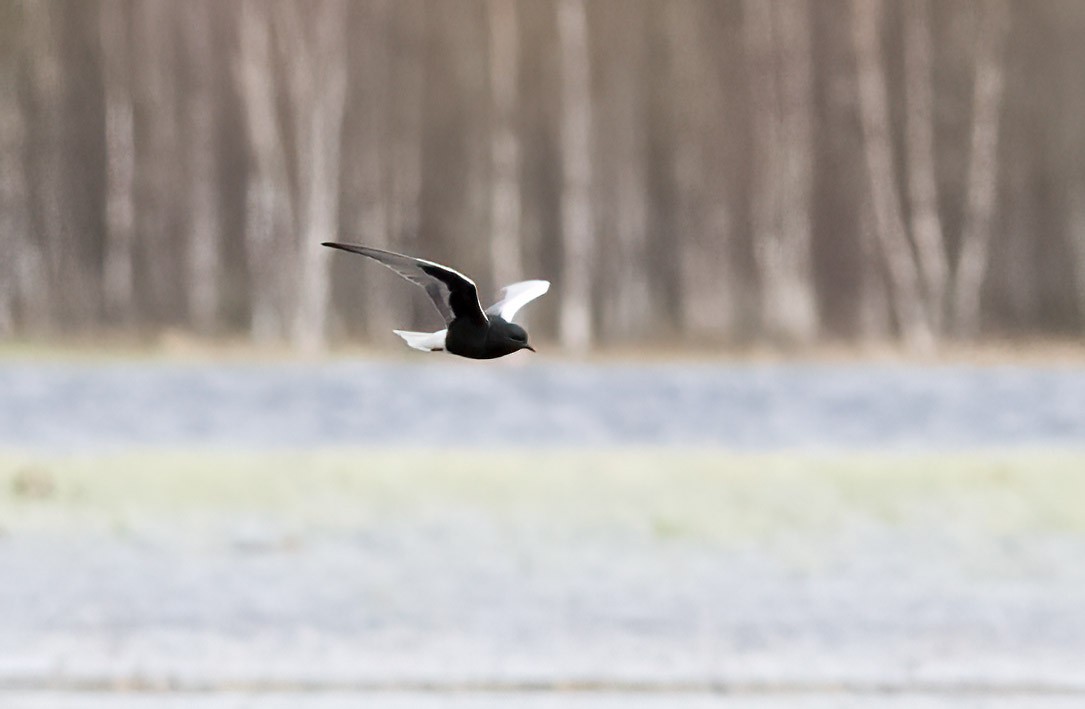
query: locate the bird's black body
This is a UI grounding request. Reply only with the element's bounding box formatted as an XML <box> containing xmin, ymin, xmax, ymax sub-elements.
<box><xmin>322</xmin><ymin>242</ymin><xmax>547</xmax><ymax>360</ymax></box>
<box><xmin>445</xmin><ymin>316</ymin><xmax>529</xmax><ymax>359</ymax></box>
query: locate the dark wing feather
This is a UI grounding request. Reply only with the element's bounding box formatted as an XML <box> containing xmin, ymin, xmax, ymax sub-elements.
<box><xmin>322</xmin><ymin>243</ymin><xmax>487</xmax><ymax>326</ymax></box>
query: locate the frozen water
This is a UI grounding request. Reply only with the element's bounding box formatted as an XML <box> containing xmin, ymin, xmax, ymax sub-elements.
<box><xmin>1</xmin><ymin>361</ymin><xmax>1083</xmax><ymax>451</ymax></box>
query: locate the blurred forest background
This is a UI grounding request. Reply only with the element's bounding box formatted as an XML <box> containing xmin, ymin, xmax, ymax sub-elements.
<box><xmin>2</xmin><ymin>0</ymin><xmax>1084</xmax><ymax>353</ymax></box>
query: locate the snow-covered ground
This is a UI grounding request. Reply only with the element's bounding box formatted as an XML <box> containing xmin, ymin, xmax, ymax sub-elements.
<box><xmin>2</xmin><ymin>450</ymin><xmax>1083</xmax><ymax>706</ymax></box>
<box><xmin>3</xmin><ymin>360</ymin><xmax>1083</xmax><ymax>705</ymax></box>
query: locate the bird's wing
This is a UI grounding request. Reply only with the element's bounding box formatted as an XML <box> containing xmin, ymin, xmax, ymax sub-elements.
<box><xmin>485</xmin><ymin>280</ymin><xmax>550</xmax><ymax>322</ymax></box>
<box><xmin>322</xmin><ymin>243</ymin><xmax>487</xmax><ymax>326</ymax></box>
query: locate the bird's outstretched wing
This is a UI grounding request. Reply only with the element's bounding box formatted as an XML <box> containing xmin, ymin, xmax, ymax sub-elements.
<box><xmin>486</xmin><ymin>280</ymin><xmax>550</xmax><ymax>322</ymax></box>
<box><xmin>322</xmin><ymin>243</ymin><xmax>487</xmax><ymax>326</ymax></box>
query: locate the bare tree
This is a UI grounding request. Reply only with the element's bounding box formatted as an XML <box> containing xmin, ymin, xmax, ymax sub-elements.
<box><xmin>812</xmin><ymin>0</ymin><xmax>891</xmax><ymax>341</ymax></box>
<box><xmin>339</xmin><ymin>0</ymin><xmax>399</xmax><ymax>340</ymax></box>
<box><xmin>487</xmin><ymin>0</ymin><xmax>522</xmax><ymax>288</ymax></box>
<box><xmin>952</xmin><ymin>0</ymin><xmax>1011</xmax><ymax>337</ymax></box>
<box><xmin>774</xmin><ymin>0</ymin><xmax>819</xmax><ymax>343</ymax></box>
<box><xmin>23</xmin><ymin>0</ymin><xmax>66</xmax><ymax>331</ymax></box>
<box><xmin>1070</xmin><ymin>187</ymin><xmax>1085</xmax><ymax>330</ymax></box>
<box><xmin>556</xmin><ymin>0</ymin><xmax>595</xmax><ymax>351</ymax></box>
<box><xmin>902</xmin><ymin>0</ymin><xmax>948</xmax><ymax>332</ymax></box>
<box><xmin>449</xmin><ymin>3</ymin><xmax>493</xmax><ymax>291</ymax></box>
<box><xmin>857</xmin><ymin>198</ymin><xmax>892</xmax><ymax>340</ymax></box>
<box><xmin>386</xmin><ymin>0</ymin><xmax>426</xmax><ymax>322</ymax></box>
<box><xmin>666</xmin><ymin>0</ymin><xmax>736</xmax><ymax>338</ymax></box>
<box><xmin>744</xmin><ymin>0</ymin><xmax>819</xmax><ymax>344</ymax></box>
<box><xmin>134</xmin><ymin>0</ymin><xmax>184</xmax><ymax>325</ymax></box>
<box><xmin>852</xmin><ymin>0</ymin><xmax>933</xmax><ymax>352</ymax></box>
<box><xmin>0</xmin><ymin>5</ymin><xmax>30</xmax><ymax>335</ymax></box>
<box><xmin>181</xmin><ymin>0</ymin><xmax>222</xmax><ymax>334</ymax></box>
<box><xmin>99</xmin><ymin>0</ymin><xmax>137</xmax><ymax>326</ymax></box>
<box><xmin>0</xmin><ymin>86</ymin><xmax>15</xmax><ymax>334</ymax></box>
<box><xmin>237</xmin><ymin>0</ymin><xmax>293</xmax><ymax>343</ymax></box>
<box><xmin>597</xmin><ymin>3</ymin><xmax>651</xmax><ymax>341</ymax></box>
<box><xmin>274</xmin><ymin>0</ymin><xmax>350</xmax><ymax>354</ymax></box>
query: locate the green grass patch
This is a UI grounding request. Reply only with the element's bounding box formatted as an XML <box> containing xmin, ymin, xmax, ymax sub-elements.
<box><xmin>1</xmin><ymin>449</ymin><xmax>1083</xmax><ymax>542</ymax></box>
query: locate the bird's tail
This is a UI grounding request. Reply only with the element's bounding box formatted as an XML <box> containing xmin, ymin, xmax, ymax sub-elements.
<box><xmin>393</xmin><ymin>329</ymin><xmax>447</xmax><ymax>352</ymax></box>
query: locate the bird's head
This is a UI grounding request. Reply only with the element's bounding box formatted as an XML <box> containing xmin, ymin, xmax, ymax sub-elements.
<box><xmin>505</xmin><ymin>323</ymin><xmax>535</xmax><ymax>353</ymax></box>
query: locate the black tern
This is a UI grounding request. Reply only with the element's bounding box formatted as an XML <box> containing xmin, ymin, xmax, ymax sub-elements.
<box><xmin>322</xmin><ymin>243</ymin><xmax>550</xmax><ymax>359</ymax></box>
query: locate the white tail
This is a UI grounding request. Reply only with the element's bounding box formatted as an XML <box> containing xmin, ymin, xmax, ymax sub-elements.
<box><xmin>393</xmin><ymin>329</ymin><xmax>447</xmax><ymax>352</ymax></box>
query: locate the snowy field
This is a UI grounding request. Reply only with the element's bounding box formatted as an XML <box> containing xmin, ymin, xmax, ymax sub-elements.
<box><xmin>2</xmin><ymin>450</ymin><xmax>1084</xmax><ymax>707</ymax></box>
<box><xmin>2</xmin><ymin>361</ymin><xmax>1084</xmax><ymax>706</ymax></box>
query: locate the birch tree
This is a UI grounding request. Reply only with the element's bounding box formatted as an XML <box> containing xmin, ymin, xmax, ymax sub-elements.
<box><xmin>0</xmin><ymin>4</ymin><xmax>30</xmax><ymax>335</ymax></box>
<box><xmin>852</xmin><ymin>0</ymin><xmax>933</xmax><ymax>351</ymax></box>
<box><xmin>386</xmin><ymin>0</ymin><xmax>426</xmax><ymax>323</ymax></box>
<box><xmin>591</xmin><ymin>3</ymin><xmax>651</xmax><ymax>340</ymax></box>
<box><xmin>0</xmin><ymin>86</ymin><xmax>15</xmax><ymax>334</ymax></box>
<box><xmin>666</xmin><ymin>0</ymin><xmax>735</xmax><ymax>337</ymax></box>
<box><xmin>902</xmin><ymin>0</ymin><xmax>948</xmax><ymax>331</ymax></box>
<box><xmin>1070</xmin><ymin>188</ymin><xmax>1085</xmax><ymax>330</ymax></box>
<box><xmin>773</xmin><ymin>0</ymin><xmax>818</xmax><ymax>343</ymax></box>
<box><xmin>951</xmin><ymin>0</ymin><xmax>1011</xmax><ymax>337</ymax></box>
<box><xmin>23</xmin><ymin>0</ymin><xmax>66</xmax><ymax>330</ymax></box>
<box><xmin>616</xmin><ymin>6</ymin><xmax>653</xmax><ymax>340</ymax></box>
<box><xmin>181</xmin><ymin>0</ymin><xmax>222</xmax><ymax>334</ymax></box>
<box><xmin>744</xmin><ymin>0</ymin><xmax>819</xmax><ymax>344</ymax></box>
<box><xmin>487</xmin><ymin>0</ymin><xmax>522</xmax><ymax>288</ymax></box>
<box><xmin>134</xmin><ymin>0</ymin><xmax>182</xmax><ymax>324</ymax></box>
<box><xmin>99</xmin><ymin>0</ymin><xmax>137</xmax><ymax>326</ymax></box>
<box><xmin>237</xmin><ymin>0</ymin><xmax>292</xmax><ymax>343</ymax></box>
<box><xmin>274</xmin><ymin>0</ymin><xmax>349</xmax><ymax>354</ymax></box>
<box><xmin>556</xmin><ymin>0</ymin><xmax>594</xmax><ymax>351</ymax></box>
<box><xmin>340</xmin><ymin>0</ymin><xmax>400</xmax><ymax>340</ymax></box>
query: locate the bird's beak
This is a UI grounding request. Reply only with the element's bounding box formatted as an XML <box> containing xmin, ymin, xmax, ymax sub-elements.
<box><xmin>524</xmin><ymin>344</ymin><xmax>536</xmax><ymax>353</ymax></box>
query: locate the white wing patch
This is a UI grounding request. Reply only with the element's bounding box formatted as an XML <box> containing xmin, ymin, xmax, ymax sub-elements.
<box><xmin>393</xmin><ymin>329</ymin><xmax>448</xmax><ymax>352</ymax></box>
<box><xmin>486</xmin><ymin>280</ymin><xmax>550</xmax><ymax>322</ymax></box>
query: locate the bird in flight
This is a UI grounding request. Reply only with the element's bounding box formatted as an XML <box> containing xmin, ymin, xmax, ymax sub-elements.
<box><xmin>322</xmin><ymin>243</ymin><xmax>550</xmax><ymax>360</ymax></box>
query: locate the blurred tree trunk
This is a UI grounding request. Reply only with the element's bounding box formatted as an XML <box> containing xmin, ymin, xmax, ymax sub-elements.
<box><xmin>0</xmin><ymin>85</ymin><xmax>15</xmax><ymax>334</ymax></box>
<box><xmin>99</xmin><ymin>0</ymin><xmax>137</xmax><ymax>327</ymax></box>
<box><xmin>998</xmin><ymin>104</ymin><xmax>1039</xmax><ymax>328</ymax></box>
<box><xmin>1070</xmin><ymin>185</ymin><xmax>1085</xmax><ymax>330</ymax></box>
<box><xmin>666</xmin><ymin>0</ymin><xmax>735</xmax><ymax>338</ymax></box>
<box><xmin>858</xmin><ymin>199</ymin><xmax>892</xmax><ymax>340</ymax></box>
<box><xmin>455</xmin><ymin>4</ymin><xmax>493</xmax><ymax>293</ymax></box>
<box><xmin>341</xmin><ymin>0</ymin><xmax>400</xmax><ymax>340</ymax></box>
<box><xmin>951</xmin><ymin>0</ymin><xmax>1010</xmax><ymax>337</ymax></box>
<box><xmin>487</xmin><ymin>0</ymin><xmax>522</xmax><ymax>288</ymax></box>
<box><xmin>181</xmin><ymin>0</ymin><xmax>222</xmax><ymax>334</ymax></box>
<box><xmin>902</xmin><ymin>0</ymin><xmax>947</xmax><ymax>333</ymax></box>
<box><xmin>6</xmin><ymin>0</ymin><xmax>1085</xmax><ymax>347</ymax></box>
<box><xmin>852</xmin><ymin>0</ymin><xmax>933</xmax><ymax>352</ymax></box>
<box><xmin>604</xmin><ymin>4</ymin><xmax>651</xmax><ymax>340</ymax></box>
<box><xmin>23</xmin><ymin>0</ymin><xmax>66</xmax><ymax>331</ymax></box>
<box><xmin>275</xmin><ymin>0</ymin><xmax>349</xmax><ymax>354</ymax></box>
<box><xmin>774</xmin><ymin>0</ymin><xmax>819</xmax><ymax>343</ymax></box>
<box><xmin>134</xmin><ymin>0</ymin><xmax>183</xmax><ymax>327</ymax></box>
<box><xmin>556</xmin><ymin>0</ymin><xmax>594</xmax><ymax>351</ymax></box>
<box><xmin>0</xmin><ymin>8</ymin><xmax>31</xmax><ymax>335</ymax></box>
<box><xmin>237</xmin><ymin>0</ymin><xmax>293</xmax><ymax>343</ymax></box>
<box><xmin>744</xmin><ymin>0</ymin><xmax>819</xmax><ymax>344</ymax></box>
<box><xmin>387</xmin><ymin>0</ymin><xmax>425</xmax><ymax>321</ymax></box>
